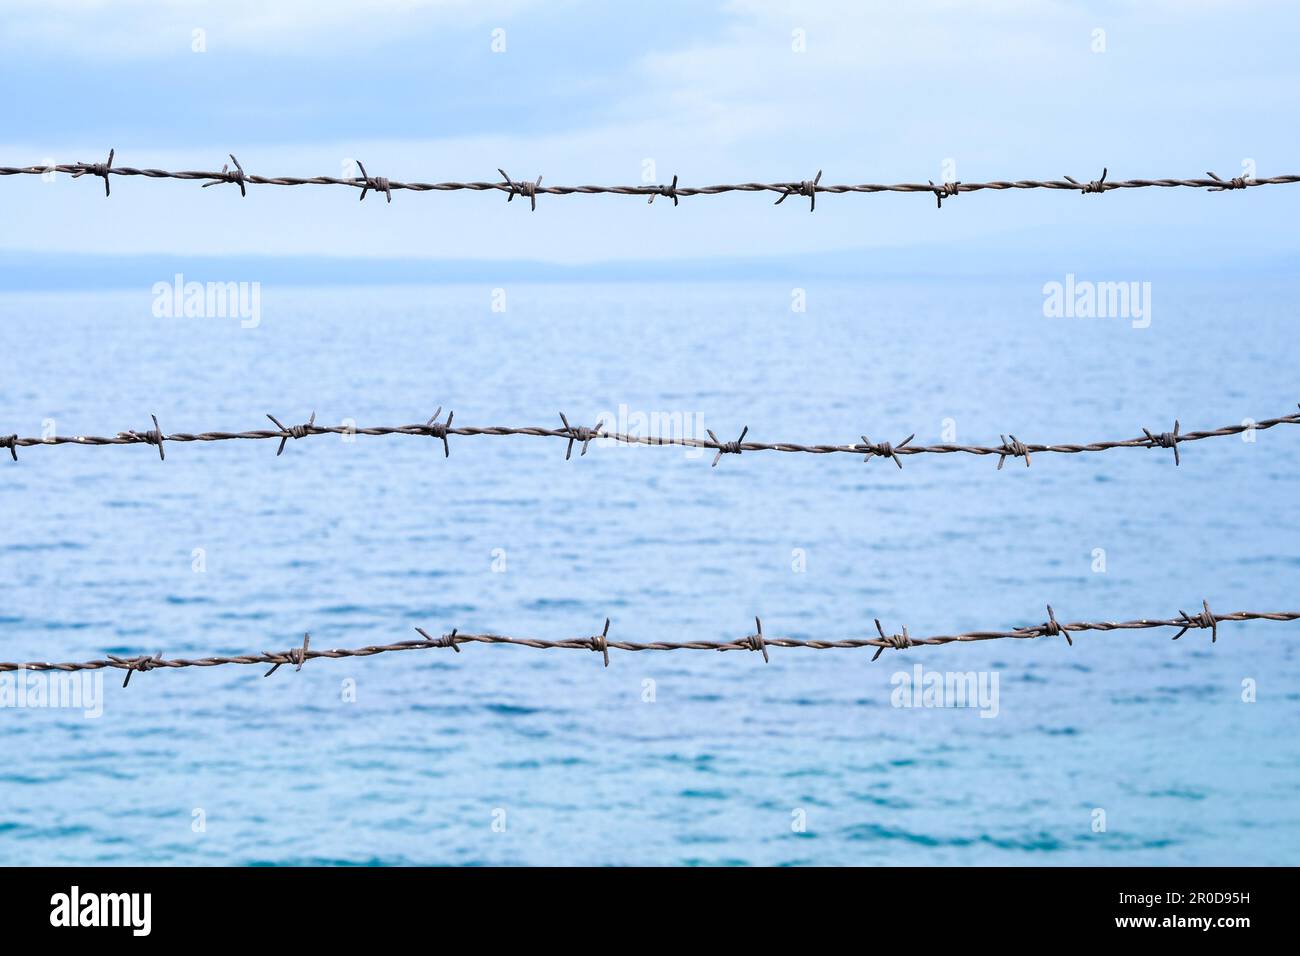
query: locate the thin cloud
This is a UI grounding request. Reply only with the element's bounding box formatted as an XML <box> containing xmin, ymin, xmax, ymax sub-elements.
<box><xmin>2</xmin><ymin>0</ymin><xmax>535</xmax><ymax>57</ymax></box>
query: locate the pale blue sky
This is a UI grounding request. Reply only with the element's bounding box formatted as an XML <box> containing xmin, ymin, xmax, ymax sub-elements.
<box><xmin>3</xmin><ymin>0</ymin><xmax>1299</xmax><ymax>267</ymax></box>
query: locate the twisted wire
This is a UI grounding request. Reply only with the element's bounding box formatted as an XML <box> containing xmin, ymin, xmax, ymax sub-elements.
<box><xmin>3</xmin><ymin>605</ymin><xmax>1295</xmax><ymax>683</ymax></box>
<box><xmin>3</xmin><ymin>156</ymin><xmax>1295</xmax><ymax>209</ymax></box>
<box><xmin>5</xmin><ymin>407</ymin><xmax>1297</xmax><ymax>469</ymax></box>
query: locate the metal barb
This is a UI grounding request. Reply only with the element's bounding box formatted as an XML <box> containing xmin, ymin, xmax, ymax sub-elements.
<box><xmin>929</xmin><ymin>179</ymin><xmax>960</xmax><ymax>208</ymax></box>
<box><xmin>1066</xmin><ymin>167</ymin><xmax>1109</xmax><ymax>194</ymax></box>
<box><xmin>109</xmin><ymin>652</ymin><xmax>163</xmax><ymax>688</ymax></box>
<box><xmin>558</xmin><ymin>412</ymin><xmax>603</xmax><ymax>460</ymax></box>
<box><xmin>708</xmin><ymin>426</ymin><xmax>748</xmax><ymax>467</ymax></box>
<box><xmin>649</xmin><ymin>174</ymin><xmax>679</xmax><ymax>206</ymax></box>
<box><xmin>997</xmin><ymin>434</ymin><xmax>1030</xmax><ymax>470</ymax></box>
<box><xmin>267</xmin><ymin>411</ymin><xmax>316</xmax><ymax>456</ymax></box>
<box><xmin>1143</xmin><ymin>420</ymin><xmax>1181</xmax><ymax>465</ymax></box>
<box><xmin>146</xmin><ymin>414</ymin><xmax>165</xmax><ymax>460</ymax></box>
<box><xmin>356</xmin><ymin>161</ymin><xmax>392</xmax><ymax>203</ymax></box>
<box><xmin>859</xmin><ymin>433</ymin><xmax>913</xmax><ymax>468</ymax></box>
<box><xmin>1207</xmin><ymin>171</ymin><xmax>1248</xmax><ymax>192</ymax></box>
<box><xmin>1173</xmin><ymin>600</ymin><xmax>1218</xmax><ymax>642</ymax></box>
<box><xmin>749</xmin><ymin>616</ymin><xmax>769</xmax><ymax>662</ymax></box>
<box><xmin>591</xmin><ymin>618</ymin><xmax>611</xmax><ymax>667</ymax></box>
<box><xmin>499</xmin><ymin>168</ymin><xmax>542</xmax><ymax>211</ymax></box>
<box><xmin>71</xmin><ymin>148</ymin><xmax>114</xmax><ymax>196</ymax></box>
<box><xmin>871</xmin><ymin>619</ymin><xmax>912</xmax><ymax>662</ymax></box>
<box><xmin>425</xmin><ymin>406</ymin><xmax>454</xmax><ymax>457</ymax></box>
<box><xmin>1043</xmin><ymin>604</ymin><xmax>1071</xmax><ymax>646</ymax></box>
<box><xmin>264</xmin><ymin>633</ymin><xmax>311</xmax><ymax>677</ymax></box>
<box><xmin>117</xmin><ymin>414</ymin><xmax>165</xmax><ymax>460</ymax></box>
<box><xmin>415</xmin><ymin>626</ymin><xmax>461</xmax><ymax>652</ymax></box>
<box><xmin>201</xmin><ymin>154</ymin><xmax>247</xmax><ymax>197</ymax></box>
<box><xmin>775</xmin><ymin>169</ymin><xmax>822</xmax><ymax>211</ymax></box>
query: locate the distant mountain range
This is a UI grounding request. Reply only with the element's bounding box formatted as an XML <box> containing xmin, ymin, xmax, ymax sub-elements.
<box><xmin>2</xmin><ymin>222</ymin><xmax>1297</xmax><ymax>289</ymax></box>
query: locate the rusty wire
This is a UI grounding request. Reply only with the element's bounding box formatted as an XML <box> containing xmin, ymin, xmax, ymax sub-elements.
<box><xmin>2</xmin><ymin>154</ymin><xmax>1296</xmax><ymax>209</ymax></box>
<box><xmin>2</xmin><ymin>603</ymin><xmax>1295</xmax><ymax>685</ymax></box>
<box><xmin>3</xmin><ymin>407</ymin><xmax>1297</xmax><ymax>469</ymax></box>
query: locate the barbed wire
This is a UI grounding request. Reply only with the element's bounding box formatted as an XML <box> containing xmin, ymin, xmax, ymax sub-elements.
<box><xmin>2</xmin><ymin>153</ymin><xmax>1296</xmax><ymax>209</ymax></box>
<box><xmin>3</xmin><ymin>406</ymin><xmax>1297</xmax><ymax>469</ymax></box>
<box><xmin>3</xmin><ymin>603</ymin><xmax>1295</xmax><ymax>686</ymax></box>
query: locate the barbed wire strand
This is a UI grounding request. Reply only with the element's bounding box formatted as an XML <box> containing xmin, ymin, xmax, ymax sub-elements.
<box><xmin>2</xmin><ymin>155</ymin><xmax>1295</xmax><ymax>209</ymax></box>
<box><xmin>3</xmin><ymin>604</ymin><xmax>1296</xmax><ymax>685</ymax></box>
<box><xmin>4</xmin><ymin>407</ymin><xmax>1297</xmax><ymax>469</ymax></box>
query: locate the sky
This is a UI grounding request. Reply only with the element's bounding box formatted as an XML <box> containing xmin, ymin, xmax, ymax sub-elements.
<box><xmin>2</xmin><ymin>0</ymin><xmax>1300</xmax><ymax>269</ymax></box>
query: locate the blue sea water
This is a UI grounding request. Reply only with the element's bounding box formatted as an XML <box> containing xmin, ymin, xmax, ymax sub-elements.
<box><xmin>1</xmin><ymin>277</ymin><xmax>1298</xmax><ymax>865</ymax></box>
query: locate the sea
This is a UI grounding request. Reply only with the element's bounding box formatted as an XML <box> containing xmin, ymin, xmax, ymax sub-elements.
<box><xmin>1</xmin><ymin>276</ymin><xmax>1298</xmax><ymax>865</ymax></box>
